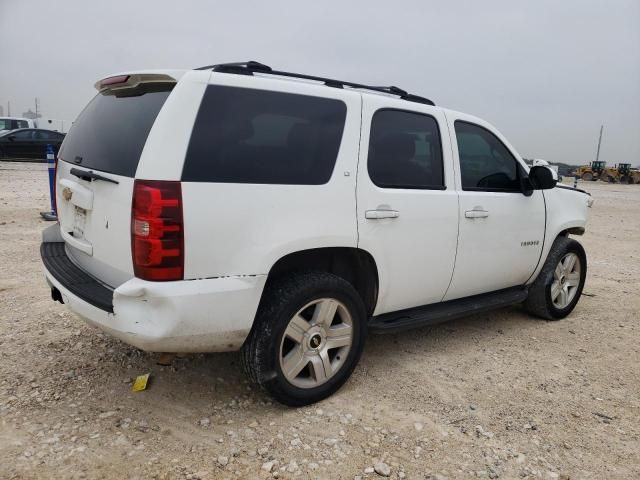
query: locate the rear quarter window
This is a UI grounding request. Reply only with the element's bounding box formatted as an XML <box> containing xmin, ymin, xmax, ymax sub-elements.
<box><xmin>182</xmin><ymin>85</ymin><xmax>347</xmax><ymax>185</ymax></box>
<box><xmin>59</xmin><ymin>83</ymin><xmax>173</xmax><ymax>177</ymax></box>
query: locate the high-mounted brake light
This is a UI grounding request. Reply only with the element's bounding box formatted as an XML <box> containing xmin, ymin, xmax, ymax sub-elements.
<box><xmin>131</xmin><ymin>180</ymin><xmax>184</xmax><ymax>281</ymax></box>
<box><xmin>99</xmin><ymin>75</ymin><xmax>130</xmax><ymax>89</ymax></box>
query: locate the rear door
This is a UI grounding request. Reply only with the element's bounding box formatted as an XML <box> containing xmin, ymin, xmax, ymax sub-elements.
<box><xmin>356</xmin><ymin>97</ymin><xmax>459</xmax><ymax>315</ymax></box>
<box><xmin>55</xmin><ymin>76</ymin><xmax>181</xmax><ymax>287</ymax></box>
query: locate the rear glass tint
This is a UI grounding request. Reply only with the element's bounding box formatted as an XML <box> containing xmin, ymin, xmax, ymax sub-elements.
<box><xmin>182</xmin><ymin>85</ymin><xmax>347</xmax><ymax>184</ymax></box>
<box><xmin>59</xmin><ymin>83</ymin><xmax>173</xmax><ymax>177</ymax></box>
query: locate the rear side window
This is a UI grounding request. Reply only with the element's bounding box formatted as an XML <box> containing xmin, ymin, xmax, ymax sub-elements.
<box><xmin>35</xmin><ymin>130</ymin><xmax>61</xmax><ymax>140</ymax></box>
<box><xmin>182</xmin><ymin>86</ymin><xmax>347</xmax><ymax>184</ymax></box>
<box><xmin>59</xmin><ymin>83</ymin><xmax>173</xmax><ymax>177</ymax></box>
<box><xmin>455</xmin><ymin>121</ymin><xmax>521</xmax><ymax>192</ymax></box>
<box><xmin>367</xmin><ymin>109</ymin><xmax>444</xmax><ymax>189</ymax></box>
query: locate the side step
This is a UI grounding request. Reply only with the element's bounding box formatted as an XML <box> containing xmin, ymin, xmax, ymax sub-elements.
<box><xmin>369</xmin><ymin>287</ymin><xmax>528</xmax><ymax>334</ymax></box>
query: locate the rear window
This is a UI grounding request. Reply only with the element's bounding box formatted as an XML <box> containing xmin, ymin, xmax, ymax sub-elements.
<box><xmin>182</xmin><ymin>85</ymin><xmax>347</xmax><ymax>184</ymax></box>
<box><xmin>59</xmin><ymin>83</ymin><xmax>173</xmax><ymax>177</ymax></box>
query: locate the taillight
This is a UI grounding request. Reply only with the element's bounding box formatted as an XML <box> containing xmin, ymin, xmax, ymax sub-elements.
<box><xmin>131</xmin><ymin>180</ymin><xmax>184</xmax><ymax>281</ymax></box>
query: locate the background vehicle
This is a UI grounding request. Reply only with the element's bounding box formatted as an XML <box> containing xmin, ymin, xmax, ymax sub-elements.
<box><xmin>605</xmin><ymin>163</ymin><xmax>634</xmax><ymax>183</ymax></box>
<box><xmin>574</xmin><ymin>160</ymin><xmax>606</xmax><ymax>181</ymax></box>
<box><xmin>41</xmin><ymin>62</ymin><xmax>591</xmax><ymax>406</ymax></box>
<box><xmin>0</xmin><ymin>128</ymin><xmax>65</xmax><ymax>160</ymax></box>
<box><xmin>0</xmin><ymin>117</ymin><xmax>36</xmax><ymax>133</ymax></box>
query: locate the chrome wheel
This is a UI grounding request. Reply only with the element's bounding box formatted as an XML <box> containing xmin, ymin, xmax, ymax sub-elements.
<box><xmin>279</xmin><ymin>298</ymin><xmax>353</xmax><ymax>389</ymax></box>
<box><xmin>551</xmin><ymin>252</ymin><xmax>581</xmax><ymax>309</ymax></box>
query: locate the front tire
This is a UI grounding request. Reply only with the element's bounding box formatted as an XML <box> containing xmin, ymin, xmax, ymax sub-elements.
<box><xmin>242</xmin><ymin>272</ymin><xmax>367</xmax><ymax>406</ymax></box>
<box><xmin>524</xmin><ymin>237</ymin><xmax>587</xmax><ymax>320</ymax></box>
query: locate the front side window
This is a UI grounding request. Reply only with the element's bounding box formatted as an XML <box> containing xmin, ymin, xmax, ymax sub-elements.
<box><xmin>12</xmin><ymin>130</ymin><xmax>34</xmax><ymax>139</ymax></box>
<box><xmin>183</xmin><ymin>86</ymin><xmax>347</xmax><ymax>184</ymax></box>
<box><xmin>367</xmin><ymin>109</ymin><xmax>444</xmax><ymax>189</ymax></box>
<box><xmin>455</xmin><ymin>121</ymin><xmax>521</xmax><ymax>192</ymax></box>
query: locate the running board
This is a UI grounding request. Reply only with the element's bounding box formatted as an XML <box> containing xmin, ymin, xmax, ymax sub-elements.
<box><xmin>369</xmin><ymin>287</ymin><xmax>528</xmax><ymax>334</ymax></box>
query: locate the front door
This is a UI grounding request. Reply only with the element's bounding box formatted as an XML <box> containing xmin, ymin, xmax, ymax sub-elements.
<box><xmin>443</xmin><ymin>114</ymin><xmax>546</xmax><ymax>301</ymax></box>
<box><xmin>3</xmin><ymin>130</ymin><xmax>33</xmax><ymax>158</ymax></box>
<box><xmin>356</xmin><ymin>97</ymin><xmax>459</xmax><ymax>315</ymax></box>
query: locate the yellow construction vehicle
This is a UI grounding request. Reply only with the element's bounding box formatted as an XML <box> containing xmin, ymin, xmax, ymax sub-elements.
<box><xmin>574</xmin><ymin>160</ymin><xmax>606</xmax><ymax>181</ymax></box>
<box><xmin>615</xmin><ymin>163</ymin><xmax>634</xmax><ymax>184</ymax></box>
<box><xmin>601</xmin><ymin>163</ymin><xmax>635</xmax><ymax>183</ymax></box>
<box><xmin>630</xmin><ymin>168</ymin><xmax>640</xmax><ymax>185</ymax></box>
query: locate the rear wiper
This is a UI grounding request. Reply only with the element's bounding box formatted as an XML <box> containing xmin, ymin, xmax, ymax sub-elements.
<box><xmin>70</xmin><ymin>167</ymin><xmax>119</xmax><ymax>184</ymax></box>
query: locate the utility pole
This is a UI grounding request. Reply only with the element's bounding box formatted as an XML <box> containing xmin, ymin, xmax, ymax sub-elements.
<box><xmin>35</xmin><ymin>97</ymin><xmax>40</xmax><ymax>118</ymax></box>
<box><xmin>595</xmin><ymin>125</ymin><xmax>604</xmax><ymax>163</ymax></box>
<box><xmin>7</xmin><ymin>101</ymin><xmax>10</xmax><ymax>116</ymax></box>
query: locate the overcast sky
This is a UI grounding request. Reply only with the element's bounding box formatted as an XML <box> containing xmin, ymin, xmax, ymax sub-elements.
<box><xmin>1</xmin><ymin>0</ymin><xmax>638</xmax><ymax>165</ymax></box>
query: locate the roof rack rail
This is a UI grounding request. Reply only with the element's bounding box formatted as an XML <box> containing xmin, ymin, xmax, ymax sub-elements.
<box><xmin>195</xmin><ymin>61</ymin><xmax>435</xmax><ymax>106</ymax></box>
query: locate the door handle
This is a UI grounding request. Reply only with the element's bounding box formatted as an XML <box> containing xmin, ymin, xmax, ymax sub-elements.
<box><xmin>365</xmin><ymin>209</ymin><xmax>400</xmax><ymax>220</ymax></box>
<box><xmin>465</xmin><ymin>209</ymin><xmax>489</xmax><ymax>219</ymax></box>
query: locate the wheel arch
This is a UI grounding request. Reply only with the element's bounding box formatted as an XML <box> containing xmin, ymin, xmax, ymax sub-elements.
<box><xmin>264</xmin><ymin>247</ymin><xmax>379</xmax><ymax>317</ymax></box>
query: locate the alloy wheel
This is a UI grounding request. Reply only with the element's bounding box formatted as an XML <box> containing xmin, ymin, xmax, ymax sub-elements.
<box><xmin>279</xmin><ymin>298</ymin><xmax>353</xmax><ymax>389</ymax></box>
<box><xmin>551</xmin><ymin>252</ymin><xmax>581</xmax><ymax>309</ymax></box>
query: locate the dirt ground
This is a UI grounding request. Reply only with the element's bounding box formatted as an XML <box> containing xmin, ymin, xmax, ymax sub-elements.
<box><xmin>0</xmin><ymin>162</ymin><xmax>638</xmax><ymax>480</ymax></box>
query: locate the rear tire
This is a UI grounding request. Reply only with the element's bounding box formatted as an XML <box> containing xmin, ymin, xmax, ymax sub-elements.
<box><xmin>524</xmin><ymin>237</ymin><xmax>587</xmax><ymax>320</ymax></box>
<box><xmin>242</xmin><ymin>272</ymin><xmax>367</xmax><ymax>406</ymax></box>
<box><xmin>581</xmin><ymin>172</ymin><xmax>593</xmax><ymax>181</ymax></box>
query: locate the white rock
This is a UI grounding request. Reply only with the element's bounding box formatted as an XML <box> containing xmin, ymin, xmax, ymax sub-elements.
<box><xmin>414</xmin><ymin>422</ymin><xmax>424</xmax><ymax>432</ymax></box>
<box><xmin>290</xmin><ymin>438</ymin><xmax>302</xmax><ymax>447</ymax></box>
<box><xmin>308</xmin><ymin>462</ymin><xmax>319</xmax><ymax>470</ymax></box>
<box><xmin>199</xmin><ymin>418</ymin><xmax>210</xmax><ymax>427</ymax></box>
<box><xmin>323</xmin><ymin>438</ymin><xmax>338</xmax><ymax>447</ymax></box>
<box><xmin>374</xmin><ymin>462</ymin><xmax>391</xmax><ymax>477</ymax></box>
<box><xmin>287</xmin><ymin>460</ymin><xmax>299</xmax><ymax>472</ymax></box>
<box><xmin>261</xmin><ymin>461</ymin><xmax>275</xmax><ymax>472</ymax></box>
<box><xmin>217</xmin><ymin>455</ymin><xmax>228</xmax><ymax>466</ymax></box>
<box><xmin>364</xmin><ymin>467</ymin><xmax>375</xmax><ymax>474</ymax></box>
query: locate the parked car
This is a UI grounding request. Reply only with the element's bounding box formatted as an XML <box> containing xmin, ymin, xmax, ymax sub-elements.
<box><xmin>41</xmin><ymin>62</ymin><xmax>592</xmax><ymax>406</ymax></box>
<box><xmin>0</xmin><ymin>128</ymin><xmax>65</xmax><ymax>160</ymax></box>
<box><xmin>0</xmin><ymin>116</ymin><xmax>36</xmax><ymax>133</ymax></box>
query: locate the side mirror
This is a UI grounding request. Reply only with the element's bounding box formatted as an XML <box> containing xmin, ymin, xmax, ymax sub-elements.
<box><xmin>528</xmin><ymin>165</ymin><xmax>557</xmax><ymax>190</ymax></box>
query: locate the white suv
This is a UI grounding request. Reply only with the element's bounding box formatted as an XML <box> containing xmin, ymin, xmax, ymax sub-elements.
<box><xmin>41</xmin><ymin>61</ymin><xmax>592</xmax><ymax>406</ymax></box>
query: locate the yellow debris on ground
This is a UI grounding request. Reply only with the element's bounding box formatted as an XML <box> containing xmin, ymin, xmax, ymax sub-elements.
<box><xmin>132</xmin><ymin>373</ymin><xmax>150</xmax><ymax>392</ymax></box>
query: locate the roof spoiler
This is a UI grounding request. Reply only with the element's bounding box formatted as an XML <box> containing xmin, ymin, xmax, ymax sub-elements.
<box><xmin>94</xmin><ymin>73</ymin><xmax>178</xmax><ymax>91</ymax></box>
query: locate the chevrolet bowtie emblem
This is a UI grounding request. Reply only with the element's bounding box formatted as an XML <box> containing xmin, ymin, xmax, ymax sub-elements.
<box><xmin>62</xmin><ymin>187</ymin><xmax>73</xmax><ymax>201</ymax></box>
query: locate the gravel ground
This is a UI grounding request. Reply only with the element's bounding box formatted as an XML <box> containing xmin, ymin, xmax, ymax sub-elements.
<box><xmin>1</xmin><ymin>162</ymin><xmax>638</xmax><ymax>480</ymax></box>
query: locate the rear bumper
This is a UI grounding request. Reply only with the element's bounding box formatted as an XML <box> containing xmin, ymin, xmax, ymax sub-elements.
<box><xmin>41</xmin><ymin>234</ymin><xmax>267</xmax><ymax>353</ymax></box>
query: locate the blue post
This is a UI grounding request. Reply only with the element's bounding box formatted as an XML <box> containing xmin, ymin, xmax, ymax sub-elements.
<box><xmin>40</xmin><ymin>144</ymin><xmax>58</xmax><ymax>221</ymax></box>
